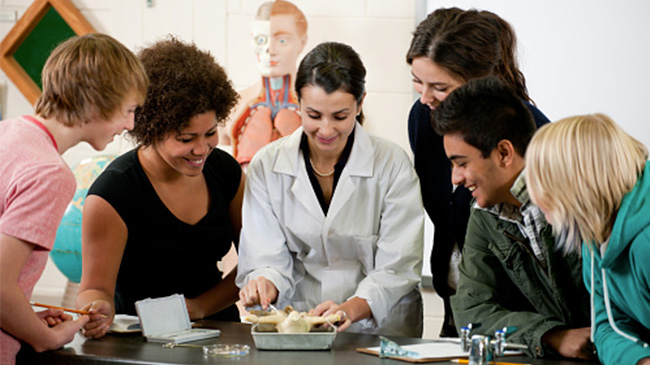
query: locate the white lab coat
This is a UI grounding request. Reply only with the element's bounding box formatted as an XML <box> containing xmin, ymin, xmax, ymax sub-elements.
<box><xmin>236</xmin><ymin>124</ymin><xmax>424</xmax><ymax>337</ymax></box>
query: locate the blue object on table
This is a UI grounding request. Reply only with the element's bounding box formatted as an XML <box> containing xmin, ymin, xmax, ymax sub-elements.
<box><xmin>379</xmin><ymin>336</ymin><xmax>421</xmax><ymax>359</ymax></box>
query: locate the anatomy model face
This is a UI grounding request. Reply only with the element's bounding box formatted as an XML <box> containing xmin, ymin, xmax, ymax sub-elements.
<box><xmin>251</xmin><ymin>20</ymin><xmax>272</xmax><ymax>76</ymax></box>
<box><xmin>251</xmin><ymin>14</ymin><xmax>305</xmax><ymax>78</ymax></box>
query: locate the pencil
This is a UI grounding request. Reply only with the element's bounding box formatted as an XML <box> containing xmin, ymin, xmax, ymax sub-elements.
<box><xmin>450</xmin><ymin>359</ymin><xmax>532</xmax><ymax>365</ymax></box>
<box><xmin>31</xmin><ymin>302</ymin><xmax>92</xmax><ymax>315</ymax></box>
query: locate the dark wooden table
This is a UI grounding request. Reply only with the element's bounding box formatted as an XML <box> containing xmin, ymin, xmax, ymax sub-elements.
<box><xmin>17</xmin><ymin>321</ymin><xmax>597</xmax><ymax>364</ymax></box>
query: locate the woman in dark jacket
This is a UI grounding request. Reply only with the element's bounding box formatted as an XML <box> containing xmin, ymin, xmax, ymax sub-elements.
<box><xmin>405</xmin><ymin>7</ymin><xmax>550</xmax><ymax>337</ymax></box>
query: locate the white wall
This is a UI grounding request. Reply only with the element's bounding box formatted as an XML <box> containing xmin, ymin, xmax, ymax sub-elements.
<box><xmin>423</xmin><ymin>0</ymin><xmax>650</xmax><ymax>150</ymax></box>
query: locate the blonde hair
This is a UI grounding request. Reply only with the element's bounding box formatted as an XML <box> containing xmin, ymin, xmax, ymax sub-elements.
<box><xmin>35</xmin><ymin>33</ymin><xmax>148</xmax><ymax>127</ymax></box>
<box><xmin>526</xmin><ymin>114</ymin><xmax>648</xmax><ymax>253</ymax></box>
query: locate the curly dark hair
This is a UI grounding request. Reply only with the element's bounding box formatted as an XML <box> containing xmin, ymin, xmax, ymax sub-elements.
<box><xmin>130</xmin><ymin>36</ymin><xmax>238</xmax><ymax>146</ymax></box>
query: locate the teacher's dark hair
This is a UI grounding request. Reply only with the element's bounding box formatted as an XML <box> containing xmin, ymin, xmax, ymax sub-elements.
<box><xmin>295</xmin><ymin>41</ymin><xmax>366</xmax><ymax>124</ymax></box>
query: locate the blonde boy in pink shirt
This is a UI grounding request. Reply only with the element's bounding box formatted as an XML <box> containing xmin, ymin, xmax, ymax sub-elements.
<box><xmin>0</xmin><ymin>33</ymin><xmax>148</xmax><ymax>364</ymax></box>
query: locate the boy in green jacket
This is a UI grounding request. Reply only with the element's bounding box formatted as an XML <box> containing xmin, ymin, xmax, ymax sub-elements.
<box><xmin>432</xmin><ymin>76</ymin><xmax>592</xmax><ymax>360</ymax></box>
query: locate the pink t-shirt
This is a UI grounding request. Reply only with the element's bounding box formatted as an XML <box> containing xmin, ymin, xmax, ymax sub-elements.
<box><xmin>0</xmin><ymin>116</ymin><xmax>75</xmax><ymax>364</ymax></box>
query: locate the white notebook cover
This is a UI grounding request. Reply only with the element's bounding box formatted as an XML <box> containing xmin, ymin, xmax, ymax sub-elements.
<box><xmin>135</xmin><ymin>294</ymin><xmax>220</xmax><ymax>344</ymax></box>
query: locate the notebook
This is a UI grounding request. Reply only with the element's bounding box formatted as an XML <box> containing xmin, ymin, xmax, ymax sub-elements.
<box><xmin>135</xmin><ymin>294</ymin><xmax>221</xmax><ymax>344</ymax></box>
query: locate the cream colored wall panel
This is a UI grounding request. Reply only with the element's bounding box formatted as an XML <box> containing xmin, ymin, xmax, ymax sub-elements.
<box><xmin>289</xmin><ymin>0</ymin><xmax>365</xmax><ymax>17</ymax></box>
<box><xmin>306</xmin><ymin>18</ymin><xmax>413</xmax><ymax>95</ymax></box>
<box><xmin>110</xmin><ymin>0</ymin><xmax>143</xmax><ymax>51</ymax></box>
<box><xmin>240</xmin><ymin>0</ymin><xmax>366</xmax><ymax>17</ymax></box>
<box><xmin>194</xmin><ymin>0</ymin><xmax>227</xmax><ymax>63</ymax></box>
<box><xmin>141</xmin><ymin>0</ymin><xmax>194</xmax><ymax>44</ymax></box>
<box><xmin>367</xmin><ymin>0</ymin><xmax>415</xmax><ymax>18</ymax></box>
<box><xmin>2</xmin><ymin>0</ymin><xmax>29</xmax><ymax>7</ymax></box>
<box><xmin>72</xmin><ymin>0</ymin><xmax>110</xmax><ymax>10</ymax></box>
<box><xmin>80</xmin><ymin>9</ymin><xmax>109</xmax><ymax>34</ymax></box>
<box><xmin>3</xmin><ymin>80</ymin><xmax>32</xmax><ymax>118</ymax></box>
<box><xmin>226</xmin><ymin>14</ymin><xmax>263</xmax><ymax>89</ymax></box>
<box><xmin>239</xmin><ymin>0</ymin><xmax>263</xmax><ymax>15</ymax></box>
<box><xmin>362</xmin><ymin>92</ymin><xmax>413</xmax><ymax>153</ymax></box>
<box><xmin>0</xmin><ymin>1</ymin><xmax>27</xmax><ymax>113</ymax></box>
<box><xmin>227</xmin><ymin>0</ymin><xmax>242</xmax><ymax>14</ymax></box>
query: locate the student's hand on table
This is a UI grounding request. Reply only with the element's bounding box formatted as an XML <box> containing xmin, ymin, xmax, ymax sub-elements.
<box><xmin>79</xmin><ymin>300</ymin><xmax>113</xmax><ymax>339</ymax></box>
<box><xmin>311</xmin><ymin>300</ymin><xmax>351</xmax><ymax>333</ymax></box>
<box><xmin>35</xmin><ymin>315</ymin><xmax>89</xmax><ymax>352</ymax></box>
<box><xmin>36</xmin><ymin>308</ymin><xmax>72</xmax><ymax>327</ymax></box>
<box><xmin>542</xmin><ymin>326</ymin><xmax>595</xmax><ymax>360</ymax></box>
<box><xmin>239</xmin><ymin>276</ymin><xmax>278</xmax><ymax>310</ymax></box>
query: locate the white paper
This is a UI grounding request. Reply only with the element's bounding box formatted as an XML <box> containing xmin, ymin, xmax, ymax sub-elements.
<box><xmin>366</xmin><ymin>341</ymin><xmax>468</xmax><ymax>359</ymax></box>
<box><xmin>109</xmin><ymin>314</ymin><xmax>141</xmax><ymax>333</ymax></box>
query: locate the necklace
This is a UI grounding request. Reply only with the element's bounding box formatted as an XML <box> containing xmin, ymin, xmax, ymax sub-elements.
<box><xmin>309</xmin><ymin>158</ymin><xmax>335</xmax><ymax>177</ymax></box>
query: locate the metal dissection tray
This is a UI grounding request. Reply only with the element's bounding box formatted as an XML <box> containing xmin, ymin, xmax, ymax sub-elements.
<box><xmin>251</xmin><ymin>325</ymin><xmax>337</xmax><ymax>350</ymax></box>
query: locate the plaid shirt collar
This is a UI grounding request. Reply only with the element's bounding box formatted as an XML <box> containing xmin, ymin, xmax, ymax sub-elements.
<box><xmin>475</xmin><ymin>169</ymin><xmax>548</xmax><ymax>268</ymax></box>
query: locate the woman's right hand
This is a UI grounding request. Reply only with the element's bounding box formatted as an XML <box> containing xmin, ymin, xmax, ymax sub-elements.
<box><xmin>79</xmin><ymin>300</ymin><xmax>113</xmax><ymax>339</ymax></box>
<box><xmin>238</xmin><ymin>276</ymin><xmax>278</xmax><ymax>309</ymax></box>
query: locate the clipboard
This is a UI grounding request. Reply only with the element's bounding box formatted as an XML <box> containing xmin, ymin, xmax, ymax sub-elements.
<box><xmin>357</xmin><ymin>340</ymin><xmax>523</xmax><ymax>363</ymax></box>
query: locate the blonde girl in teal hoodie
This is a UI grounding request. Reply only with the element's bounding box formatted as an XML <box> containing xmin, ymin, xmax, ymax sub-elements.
<box><xmin>525</xmin><ymin>114</ymin><xmax>650</xmax><ymax>365</ymax></box>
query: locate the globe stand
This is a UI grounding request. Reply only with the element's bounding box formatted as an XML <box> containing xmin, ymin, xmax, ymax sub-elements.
<box><xmin>61</xmin><ymin>280</ymin><xmax>79</xmax><ymax>309</ymax></box>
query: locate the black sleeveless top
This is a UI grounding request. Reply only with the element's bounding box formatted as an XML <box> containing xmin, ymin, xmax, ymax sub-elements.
<box><xmin>88</xmin><ymin>148</ymin><xmax>241</xmax><ymax>321</ymax></box>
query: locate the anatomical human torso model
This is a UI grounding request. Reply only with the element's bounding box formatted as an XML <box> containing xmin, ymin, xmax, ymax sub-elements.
<box><xmin>221</xmin><ymin>0</ymin><xmax>308</xmax><ymax>167</ymax></box>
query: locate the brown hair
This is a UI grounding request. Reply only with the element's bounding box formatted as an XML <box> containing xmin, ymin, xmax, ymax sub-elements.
<box><xmin>406</xmin><ymin>7</ymin><xmax>530</xmax><ymax>103</ymax></box>
<box><xmin>130</xmin><ymin>36</ymin><xmax>238</xmax><ymax>146</ymax></box>
<box><xmin>35</xmin><ymin>33</ymin><xmax>148</xmax><ymax>127</ymax></box>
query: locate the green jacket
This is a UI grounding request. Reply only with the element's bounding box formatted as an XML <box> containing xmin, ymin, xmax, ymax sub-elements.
<box><xmin>450</xmin><ymin>204</ymin><xmax>590</xmax><ymax>358</ymax></box>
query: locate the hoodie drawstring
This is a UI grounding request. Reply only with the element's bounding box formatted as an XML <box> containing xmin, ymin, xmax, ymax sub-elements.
<box><xmin>593</xmin><ymin>248</ymin><xmax>649</xmax><ymax>348</ymax></box>
<box><xmin>590</xmin><ymin>250</ymin><xmax>595</xmax><ymax>342</ymax></box>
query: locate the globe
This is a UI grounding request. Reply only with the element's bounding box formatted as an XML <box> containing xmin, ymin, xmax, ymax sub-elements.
<box><xmin>50</xmin><ymin>155</ymin><xmax>116</xmax><ymax>283</ymax></box>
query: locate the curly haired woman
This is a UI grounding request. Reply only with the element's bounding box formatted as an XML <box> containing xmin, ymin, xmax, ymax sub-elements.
<box><xmin>76</xmin><ymin>37</ymin><xmax>243</xmax><ymax>338</ymax></box>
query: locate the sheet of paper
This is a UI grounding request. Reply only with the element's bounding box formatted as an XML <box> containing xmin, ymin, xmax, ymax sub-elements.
<box><xmin>109</xmin><ymin>314</ymin><xmax>141</xmax><ymax>333</ymax></box>
<box><xmin>366</xmin><ymin>341</ymin><xmax>467</xmax><ymax>359</ymax></box>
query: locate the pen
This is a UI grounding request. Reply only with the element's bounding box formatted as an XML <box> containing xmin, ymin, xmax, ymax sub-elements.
<box><xmin>450</xmin><ymin>359</ymin><xmax>532</xmax><ymax>365</ymax></box>
<box><xmin>31</xmin><ymin>302</ymin><xmax>93</xmax><ymax>315</ymax></box>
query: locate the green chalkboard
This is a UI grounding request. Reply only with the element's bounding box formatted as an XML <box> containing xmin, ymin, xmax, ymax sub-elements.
<box><xmin>12</xmin><ymin>7</ymin><xmax>76</xmax><ymax>90</ymax></box>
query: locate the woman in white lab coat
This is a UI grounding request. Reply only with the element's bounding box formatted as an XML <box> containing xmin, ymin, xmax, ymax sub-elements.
<box><xmin>236</xmin><ymin>42</ymin><xmax>424</xmax><ymax>337</ymax></box>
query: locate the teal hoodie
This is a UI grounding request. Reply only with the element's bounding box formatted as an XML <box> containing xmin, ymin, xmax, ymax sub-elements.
<box><xmin>583</xmin><ymin>161</ymin><xmax>650</xmax><ymax>365</ymax></box>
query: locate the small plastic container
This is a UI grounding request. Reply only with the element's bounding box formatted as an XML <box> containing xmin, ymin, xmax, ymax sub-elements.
<box><xmin>202</xmin><ymin>344</ymin><xmax>250</xmax><ymax>357</ymax></box>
